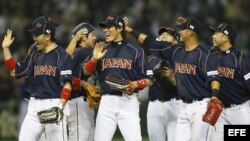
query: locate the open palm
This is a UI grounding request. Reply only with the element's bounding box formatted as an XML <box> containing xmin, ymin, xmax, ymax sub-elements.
<box><xmin>93</xmin><ymin>41</ymin><xmax>107</xmax><ymax>60</ymax></box>
<box><xmin>2</xmin><ymin>29</ymin><xmax>15</xmax><ymax>49</ymax></box>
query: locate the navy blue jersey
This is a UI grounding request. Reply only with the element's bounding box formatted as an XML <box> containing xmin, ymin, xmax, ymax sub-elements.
<box><xmin>207</xmin><ymin>47</ymin><xmax>250</xmax><ymax>105</ymax></box>
<box><xmin>15</xmin><ymin>43</ymin><xmax>38</xmax><ymax>99</ymax></box>
<box><xmin>15</xmin><ymin>43</ymin><xmax>37</xmax><ymax>79</ymax></box>
<box><xmin>71</xmin><ymin>47</ymin><xmax>93</xmax><ymax>98</ymax></box>
<box><xmin>153</xmin><ymin>44</ymin><xmax>212</xmax><ymax>100</ymax></box>
<box><xmin>19</xmin><ymin>46</ymin><xmax>72</xmax><ymax>99</ymax></box>
<box><xmin>147</xmin><ymin>55</ymin><xmax>178</xmax><ymax>101</ymax></box>
<box><xmin>96</xmin><ymin>41</ymin><xmax>152</xmax><ymax>94</ymax></box>
<box><xmin>143</xmin><ymin>35</ymin><xmax>172</xmax><ymax>57</ymax></box>
<box><xmin>143</xmin><ymin>36</ymin><xmax>178</xmax><ymax>101</ymax></box>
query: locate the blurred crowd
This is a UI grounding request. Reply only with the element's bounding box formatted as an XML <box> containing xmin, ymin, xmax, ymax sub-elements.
<box><xmin>0</xmin><ymin>0</ymin><xmax>249</xmax><ymax>139</ymax></box>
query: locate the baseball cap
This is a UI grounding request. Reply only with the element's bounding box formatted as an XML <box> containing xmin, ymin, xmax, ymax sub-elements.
<box><xmin>209</xmin><ymin>23</ymin><xmax>237</xmax><ymax>42</ymax></box>
<box><xmin>177</xmin><ymin>17</ymin><xmax>201</xmax><ymax>34</ymax></box>
<box><xmin>158</xmin><ymin>27</ymin><xmax>177</xmax><ymax>37</ymax></box>
<box><xmin>99</xmin><ymin>15</ymin><xmax>125</xmax><ymax>29</ymax></box>
<box><xmin>28</xmin><ymin>15</ymin><xmax>59</xmax><ymax>37</ymax></box>
<box><xmin>72</xmin><ymin>22</ymin><xmax>94</xmax><ymax>36</ymax></box>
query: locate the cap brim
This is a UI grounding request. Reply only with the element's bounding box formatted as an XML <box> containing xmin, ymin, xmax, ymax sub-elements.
<box><xmin>27</xmin><ymin>28</ymin><xmax>43</xmax><ymax>36</ymax></box>
<box><xmin>99</xmin><ymin>22</ymin><xmax>113</xmax><ymax>28</ymax></box>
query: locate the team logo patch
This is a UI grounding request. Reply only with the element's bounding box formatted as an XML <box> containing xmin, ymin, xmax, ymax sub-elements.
<box><xmin>175</xmin><ymin>62</ymin><xmax>197</xmax><ymax>75</ymax></box>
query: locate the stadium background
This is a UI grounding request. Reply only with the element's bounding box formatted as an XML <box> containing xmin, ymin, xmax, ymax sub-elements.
<box><xmin>0</xmin><ymin>0</ymin><xmax>249</xmax><ymax>140</ymax></box>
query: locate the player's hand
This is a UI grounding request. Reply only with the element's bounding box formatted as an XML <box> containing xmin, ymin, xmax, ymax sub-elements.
<box><xmin>92</xmin><ymin>41</ymin><xmax>107</xmax><ymax>61</ymax></box>
<box><xmin>123</xmin><ymin>16</ymin><xmax>128</xmax><ymax>26</ymax></box>
<box><xmin>161</xmin><ymin>67</ymin><xmax>176</xmax><ymax>86</ymax></box>
<box><xmin>161</xmin><ymin>66</ymin><xmax>172</xmax><ymax>77</ymax></box>
<box><xmin>176</xmin><ymin>17</ymin><xmax>188</xmax><ymax>25</ymax></box>
<box><xmin>73</xmin><ymin>29</ymin><xmax>88</xmax><ymax>42</ymax></box>
<box><xmin>2</xmin><ymin>29</ymin><xmax>15</xmax><ymax>49</ymax></box>
<box><xmin>123</xmin><ymin>16</ymin><xmax>132</xmax><ymax>32</ymax></box>
<box><xmin>124</xmin><ymin>81</ymin><xmax>137</xmax><ymax>94</ymax></box>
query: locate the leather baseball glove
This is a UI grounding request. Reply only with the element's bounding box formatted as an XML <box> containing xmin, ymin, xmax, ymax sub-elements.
<box><xmin>202</xmin><ymin>98</ymin><xmax>223</xmax><ymax>126</ymax></box>
<box><xmin>83</xmin><ymin>82</ymin><xmax>101</xmax><ymax>109</ymax></box>
<box><xmin>37</xmin><ymin>107</ymin><xmax>63</xmax><ymax>124</ymax></box>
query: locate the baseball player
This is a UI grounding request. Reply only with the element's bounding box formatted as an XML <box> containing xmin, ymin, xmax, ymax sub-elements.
<box><xmin>2</xmin><ymin>16</ymin><xmax>72</xmax><ymax>141</ymax></box>
<box><xmin>146</xmin><ymin>17</ymin><xmax>220</xmax><ymax>141</ymax></box>
<box><xmin>206</xmin><ymin>23</ymin><xmax>250</xmax><ymax>141</ymax></box>
<box><xmin>66</xmin><ymin>22</ymin><xmax>97</xmax><ymax>141</ymax></box>
<box><xmin>82</xmin><ymin>15</ymin><xmax>153</xmax><ymax>141</ymax></box>
<box><xmin>124</xmin><ymin>17</ymin><xmax>183</xmax><ymax>141</ymax></box>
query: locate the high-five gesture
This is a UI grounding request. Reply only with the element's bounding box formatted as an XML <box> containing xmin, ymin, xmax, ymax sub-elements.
<box><xmin>2</xmin><ymin>29</ymin><xmax>15</xmax><ymax>49</ymax></box>
<box><xmin>92</xmin><ymin>41</ymin><xmax>107</xmax><ymax>61</ymax></box>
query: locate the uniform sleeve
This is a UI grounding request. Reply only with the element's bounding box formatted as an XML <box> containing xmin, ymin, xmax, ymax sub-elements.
<box><xmin>60</xmin><ymin>54</ymin><xmax>73</xmax><ymax>85</ymax></box>
<box><xmin>15</xmin><ymin>45</ymin><xmax>37</xmax><ymax>79</ymax></box>
<box><xmin>241</xmin><ymin>54</ymin><xmax>250</xmax><ymax>85</ymax></box>
<box><xmin>135</xmin><ymin>48</ymin><xmax>153</xmax><ymax>80</ymax></box>
<box><xmin>205</xmin><ymin>51</ymin><xmax>220</xmax><ymax>85</ymax></box>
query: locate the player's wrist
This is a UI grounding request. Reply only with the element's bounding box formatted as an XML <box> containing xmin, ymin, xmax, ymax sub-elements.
<box><xmin>130</xmin><ymin>29</ymin><xmax>141</xmax><ymax>40</ymax></box>
<box><xmin>84</xmin><ymin>59</ymin><xmax>97</xmax><ymax>74</ymax></box>
<box><xmin>136</xmin><ymin>79</ymin><xmax>147</xmax><ymax>89</ymax></box>
<box><xmin>212</xmin><ymin>89</ymin><xmax>219</xmax><ymax>98</ymax></box>
<box><xmin>5</xmin><ymin>57</ymin><xmax>16</xmax><ymax>71</ymax></box>
<box><xmin>60</xmin><ymin>88</ymin><xmax>71</xmax><ymax>101</ymax></box>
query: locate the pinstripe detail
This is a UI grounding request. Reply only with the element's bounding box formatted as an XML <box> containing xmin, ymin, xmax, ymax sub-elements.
<box><xmin>76</xmin><ymin>103</ymin><xmax>79</xmax><ymax>141</ymax></box>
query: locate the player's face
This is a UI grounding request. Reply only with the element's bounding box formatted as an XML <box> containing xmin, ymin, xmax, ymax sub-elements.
<box><xmin>86</xmin><ymin>32</ymin><xmax>97</xmax><ymax>48</ymax></box>
<box><xmin>212</xmin><ymin>32</ymin><xmax>226</xmax><ymax>48</ymax></box>
<box><xmin>102</xmin><ymin>26</ymin><xmax>122</xmax><ymax>42</ymax></box>
<box><xmin>178</xmin><ymin>29</ymin><xmax>190</xmax><ymax>43</ymax></box>
<box><xmin>159</xmin><ymin>32</ymin><xmax>175</xmax><ymax>43</ymax></box>
<box><xmin>32</xmin><ymin>34</ymin><xmax>49</xmax><ymax>51</ymax></box>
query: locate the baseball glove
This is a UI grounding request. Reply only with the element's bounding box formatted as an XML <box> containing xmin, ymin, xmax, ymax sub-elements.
<box><xmin>37</xmin><ymin>107</ymin><xmax>63</xmax><ymax>124</ymax></box>
<box><xmin>83</xmin><ymin>82</ymin><xmax>101</xmax><ymax>109</ymax></box>
<box><xmin>202</xmin><ymin>98</ymin><xmax>223</xmax><ymax>126</ymax></box>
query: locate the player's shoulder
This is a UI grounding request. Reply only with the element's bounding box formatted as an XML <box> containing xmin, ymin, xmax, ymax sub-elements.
<box><xmin>126</xmin><ymin>41</ymin><xmax>143</xmax><ymax>51</ymax></box>
<box><xmin>55</xmin><ymin>45</ymin><xmax>70</xmax><ymax>56</ymax></box>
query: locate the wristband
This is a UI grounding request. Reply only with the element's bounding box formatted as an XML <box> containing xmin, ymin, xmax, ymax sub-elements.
<box><xmin>131</xmin><ymin>29</ymin><xmax>141</xmax><ymax>40</ymax></box>
<box><xmin>136</xmin><ymin>79</ymin><xmax>147</xmax><ymax>89</ymax></box>
<box><xmin>60</xmin><ymin>88</ymin><xmax>71</xmax><ymax>100</ymax></box>
<box><xmin>212</xmin><ymin>89</ymin><xmax>219</xmax><ymax>97</ymax></box>
<box><xmin>5</xmin><ymin>57</ymin><xmax>16</xmax><ymax>71</ymax></box>
<box><xmin>84</xmin><ymin>59</ymin><xmax>97</xmax><ymax>74</ymax></box>
<box><xmin>72</xmin><ymin>77</ymin><xmax>80</xmax><ymax>91</ymax></box>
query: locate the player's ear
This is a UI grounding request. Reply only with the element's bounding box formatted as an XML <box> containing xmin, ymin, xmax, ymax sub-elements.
<box><xmin>117</xmin><ymin>27</ymin><xmax>123</xmax><ymax>32</ymax></box>
<box><xmin>45</xmin><ymin>34</ymin><xmax>52</xmax><ymax>40</ymax></box>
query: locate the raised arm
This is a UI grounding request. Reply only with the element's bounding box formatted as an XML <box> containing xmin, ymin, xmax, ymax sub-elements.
<box><xmin>123</xmin><ymin>16</ymin><xmax>148</xmax><ymax>44</ymax></box>
<box><xmin>82</xmin><ymin>41</ymin><xmax>107</xmax><ymax>75</ymax></box>
<box><xmin>66</xmin><ymin>29</ymin><xmax>88</xmax><ymax>56</ymax></box>
<box><xmin>2</xmin><ymin>29</ymin><xmax>16</xmax><ymax>76</ymax></box>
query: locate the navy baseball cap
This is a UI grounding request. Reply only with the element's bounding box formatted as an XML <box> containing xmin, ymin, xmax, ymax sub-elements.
<box><xmin>72</xmin><ymin>22</ymin><xmax>94</xmax><ymax>36</ymax></box>
<box><xmin>28</xmin><ymin>15</ymin><xmax>59</xmax><ymax>37</ymax></box>
<box><xmin>158</xmin><ymin>27</ymin><xmax>177</xmax><ymax>37</ymax></box>
<box><xmin>177</xmin><ymin>17</ymin><xmax>201</xmax><ymax>34</ymax></box>
<box><xmin>209</xmin><ymin>23</ymin><xmax>237</xmax><ymax>42</ymax></box>
<box><xmin>99</xmin><ymin>15</ymin><xmax>125</xmax><ymax>29</ymax></box>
